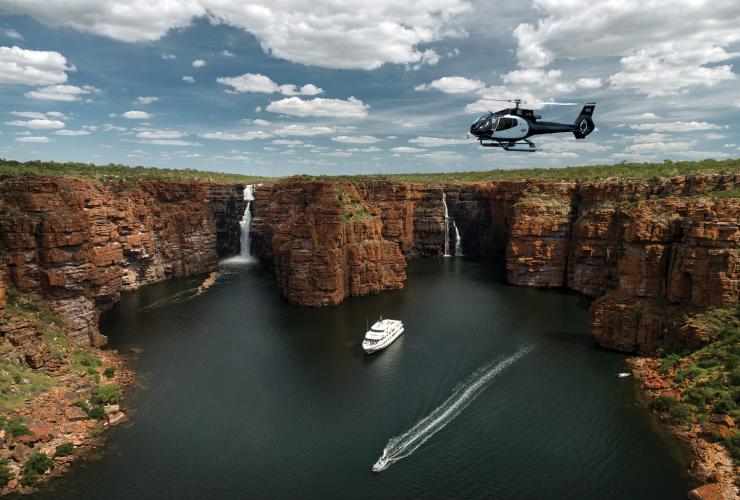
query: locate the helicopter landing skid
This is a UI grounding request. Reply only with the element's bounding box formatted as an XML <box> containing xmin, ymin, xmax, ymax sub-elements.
<box><xmin>479</xmin><ymin>139</ymin><xmax>537</xmax><ymax>152</ymax></box>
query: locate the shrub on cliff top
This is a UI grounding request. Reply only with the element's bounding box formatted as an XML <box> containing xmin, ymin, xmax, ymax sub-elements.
<box><xmin>53</xmin><ymin>442</ymin><xmax>74</xmax><ymax>457</ymax></box>
<box><xmin>650</xmin><ymin>395</ymin><xmax>678</xmax><ymax>413</ymax></box>
<box><xmin>725</xmin><ymin>431</ymin><xmax>740</xmax><ymax>462</ymax></box>
<box><xmin>90</xmin><ymin>384</ymin><xmax>122</xmax><ymax>405</ymax></box>
<box><xmin>20</xmin><ymin>452</ymin><xmax>53</xmax><ymax>485</ymax></box>
<box><xmin>103</xmin><ymin>367</ymin><xmax>116</xmax><ymax>378</ymax></box>
<box><xmin>669</xmin><ymin>403</ymin><xmax>693</xmax><ymax>424</ymax></box>
<box><xmin>4</xmin><ymin>416</ymin><xmax>31</xmax><ymax>437</ymax></box>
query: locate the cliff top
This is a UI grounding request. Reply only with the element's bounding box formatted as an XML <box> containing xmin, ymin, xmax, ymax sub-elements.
<box><xmin>0</xmin><ymin>159</ymin><xmax>267</xmax><ymax>183</ymax></box>
<box><xmin>1</xmin><ymin>157</ymin><xmax>738</xmax><ymax>184</ymax></box>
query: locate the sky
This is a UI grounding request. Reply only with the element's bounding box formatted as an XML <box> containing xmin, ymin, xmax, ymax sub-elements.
<box><xmin>0</xmin><ymin>0</ymin><xmax>739</xmax><ymax>177</ymax></box>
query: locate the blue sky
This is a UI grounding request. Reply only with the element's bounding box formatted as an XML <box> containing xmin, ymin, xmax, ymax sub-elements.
<box><xmin>1</xmin><ymin>0</ymin><xmax>739</xmax><ymax>176</ymax></box>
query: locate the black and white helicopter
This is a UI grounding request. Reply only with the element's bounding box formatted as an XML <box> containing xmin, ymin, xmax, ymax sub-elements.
<box><xmin>469</xmin><ymin>99</ymin><xmax>596</xmax><ymax>152</ymax></box>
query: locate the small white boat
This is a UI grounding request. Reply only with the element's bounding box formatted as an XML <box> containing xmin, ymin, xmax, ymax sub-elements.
<box><xmin>618</xmin><ymin>372</ymin><xmax>631</xmax><ymax>378</ymax></box>
<box><xmin>362</xmin><ymin>317</ymin><xmax>404</xmax><ymax>354</ymax></box>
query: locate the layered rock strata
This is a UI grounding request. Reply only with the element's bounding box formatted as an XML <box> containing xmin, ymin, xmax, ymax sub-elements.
<box><xmin>0</xmin><ymin>176</ymin><xmax>245</xmax><ymax>349</ymax></box>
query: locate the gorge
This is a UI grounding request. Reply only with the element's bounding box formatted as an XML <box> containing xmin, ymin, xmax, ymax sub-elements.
<box><xmin>0</xmin><ymin>165</ymin><xmax>738</xmax><ymax>497</ymax></box>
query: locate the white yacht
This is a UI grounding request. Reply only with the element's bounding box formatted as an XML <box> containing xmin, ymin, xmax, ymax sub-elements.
<box><xmin>362</xmin><ymin>317</ymin><xmax>404</xmax><ymax>354</ymax></box>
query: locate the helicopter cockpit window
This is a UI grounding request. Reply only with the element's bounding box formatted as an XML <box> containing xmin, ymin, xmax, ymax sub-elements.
<box><xmin>495</xmin><ymin>117</ymin><xmax>517</xmax><ymax>131</ymax></box>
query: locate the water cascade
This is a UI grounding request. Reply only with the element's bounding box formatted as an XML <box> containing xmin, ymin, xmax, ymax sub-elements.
<box><xmin>453</xmin><ymin>221</ymin><xmax>464</xmax><ymax>257</ymax></box>
<box><xmin>442</xmin><ymin>192</ymin><xmax>451</xmax><ymax>257</ymax></box>
<box><xmin>237</xmin><ymin>184</ymin><xmax>256</xmax><ymax>262</ymax></box>
<box><xmin>372</xmin><ymin>345</ymin><xmax>533</xmax><ymax>472</ymax></box>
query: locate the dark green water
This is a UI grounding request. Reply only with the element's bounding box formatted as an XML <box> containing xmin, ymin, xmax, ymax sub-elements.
<box><xmin>35</xmin><ymin>259</ymin><xmax>689</xmax><ymax>499</ymax></box>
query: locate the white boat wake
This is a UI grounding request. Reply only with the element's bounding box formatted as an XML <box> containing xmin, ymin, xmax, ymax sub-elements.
<box><xmin>372</xmin><ymin>345</ymin><xmax>533</xmax><ymax>473</ymax></box>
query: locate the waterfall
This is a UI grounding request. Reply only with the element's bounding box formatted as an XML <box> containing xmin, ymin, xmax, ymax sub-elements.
<box><xmin>442</xmin><ymin>192</ymin><xmax>451</xmax><ymax>257</ymax></box>
<box><xmin>235</xmin><ymin>184</ymin><xmax>256</xmax><ymax>263</ymax></box>
<box><xmin>453</xmin><ymin>221</ymin><xmax>464</xmax><ymax>257</ymax></box>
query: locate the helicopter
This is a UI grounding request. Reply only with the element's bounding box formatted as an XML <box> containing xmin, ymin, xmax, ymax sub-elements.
<box><xmin>469</xmin><ymin>99</ymin><xmax>596</xmax><ymax>152</ymax></box>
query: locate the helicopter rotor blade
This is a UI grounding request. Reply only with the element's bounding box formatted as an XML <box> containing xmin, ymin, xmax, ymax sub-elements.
<box><xmin>537</xmin><ymin>101</ymin><xmax>579</xmax><ymax>106</ymax></box>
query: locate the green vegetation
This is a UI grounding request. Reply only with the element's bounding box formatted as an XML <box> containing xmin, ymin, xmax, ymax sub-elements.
<box><xmin>3</xmin><ymin>158</ymin><xmax>739</xmax><ymax>185</ymax></box>
<box><xmin>652</xmin><ymin>305</ymin><xmax>740</xmax><ymax>464</ymax></box>
<box><xmin>53</xmin><ymin>442</ymin><xmax>74</xmax><ymax>458</ymax></box>
<box><xmin>335</xmin><ymin>186</ymin><xmax>375</xmax><ymax>223</ymax></box>
<box><xmin>287</xmin><ymin>158</ymin><xmax>740</xmax><ymax>183</ymax></box>
<box><xmin>0</xmin><ymin>459</ymin><xmax>13</xmax><ymax>487</ymax></box>
<box><xmin>90</xmin><ymin>384</ymin><xmax>122</xmax><ymax>406</ymax></box>
<box><xmin>103</xmin><ymin>367</ymin><xmax>116</xmax><ymax>378</ymax></box>
<box><xmin>0</xmin><ymin>360</ymin><xmax>55</xmax><ymax>410</ymax></box>
<box><xmin>20</xmin><ymin>452</ymin><xmax>53</xmax><ymax>486</ymax></box>
<box><xmin>70</xmin><ymin>351</ymin><xmax>102</xmax><ymax>375</ymax></box>
<box><xmin>72</xmin><ymin>399</ymin><xmax>104</xmax><ymax>420</ymax></box>
<box><xmin>2</xmin><ymin>416</ymin><xmax>30</xmax><ymax>437</ymax></box>
<box><xmin>0</xmin><ymin>159</ymin><xmax>266</xmax><ymax>183</ymax></box>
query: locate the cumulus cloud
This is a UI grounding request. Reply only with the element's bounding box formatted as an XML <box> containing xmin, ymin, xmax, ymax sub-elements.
<box><xmin>122</xmin><ymin>110</ymin><xmax>153</xmax><ymax>119</ymax></box>
<box><xmin>408</xmin><ymin>136</ymin><xmax>469</xmax><ymax>147</ymax></box>
<box><xmin>1</xmin><ymin>0</ymin><xmax>470</xmax><ymax>70</ymax></box>
<box><xmin>217</xmin><ymin>73</ymin><xmax>323</xmax><ymax>96</ymax></box>
<box><xmin>2</xmin><ymin>29</ymin><xmax>23</xmax><ymax>40</ymax></box>
<box><xmin>266</xmin><ymin>96</ymin><xmax>368</xmax><ymax>118</ymax></box>
<box><xmin>6</xmin><ymin>118</ymin><xmax>65</xmax><ymax>129</ymax></box>
<box><xmin>135</xmin><ymin>96</ymin><xmax>158</xmax><ymax>105</ymax></box>
<box><xmin>136</xmin><ymin>130</ymin><xmax>185</xmax><ymax>140</ymax></box>
<box><xmin>54</xmin><ymin>129</ymin><xmax>91</xmax><ymax>136</ymax></box>
<box><xmin>182</xmin><ymin>75</ymin><xmax>194</xmax><ymax>83</ymax></box>
<box><xmin>198</xmin><ymin>130</ymin><xmax>272</xmax><ymax>141</ymax></box>
<box><xmin>332</xmin><ymin>135</ymin><xmax>382</xmax><ymax>144</ymax></box>
<box><xmin>273</xmin><ymin>124</ymin><xmax>336</xmax><ymax>136</ymax></box>
<box><xmin>140</xmin><ymin>139</ymin><xmax>200</xmax><ymax>146</ymax></box>
<box><xmin>15</xmin><ymin>135</ymin><xmax>49</xmax><ymax>142</ymax></box>
<box><xmin>629</xmin><ymin>121</ymin><xmax>722</xmax><ymax>133</ymax></box>
<box><xmin>513</xmin><ymin>0</ymin><xmax>740</xmax><ymax>95</ymax></box>
<box><xmin>192</xmin><ymin>59</ymin><xmax>206</xmax><ymax>68</ymax></box>
<box><xmin>25</xmin><ymin>84</ymin><xmax>100</xmax><ymax>101</ymax></box>
<box><xmin>271</xmin><ymin>139</ymin><xmax>303</xmax><ymax>145</ymax></box>
<box><xmin>222</xmin><ymin>50</ymin><xmax>235</xmax><ymax>57</ymax></box>
<box><xmin>162</xmin><ymin>53</ymin><xmax>177</xmax><ymax>60</ymax></box>
<box><xmin>415</xmin><ymin>76</ymin><xmax>484</xmax><ymax>93</ymax></box>
<box><xmin>0</xmin><ymin>45</ymin><xmax>74</xmax><ymax>85</ymax></box>
<box><xmin>391</xmin><ymin>146</ymin><xmax>425</xmax><ymax>153</ymax></box>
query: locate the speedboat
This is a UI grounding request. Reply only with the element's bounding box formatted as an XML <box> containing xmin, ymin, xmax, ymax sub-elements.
<box><xmin>362</xmin><ymin>317</ymin><xmax>404</xmax><ymax>354</ymax></box>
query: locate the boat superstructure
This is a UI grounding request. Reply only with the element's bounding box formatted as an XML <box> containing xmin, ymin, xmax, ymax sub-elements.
<box><xmin>362</xmin><ymin>317</ymin><xmax>404</xmax><ymax>354</ymax></box>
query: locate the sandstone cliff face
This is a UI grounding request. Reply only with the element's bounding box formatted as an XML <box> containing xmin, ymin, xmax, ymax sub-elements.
<box><xmin>0</xmin><ymin>176</ymin><xmax>244</xmax><ymax>349</ymax></box>
<box><xmin>253</xmin><ymin>174</ymin><xmax>738</xmax><ymax>355</ymax></box>
<box><xmin>251</xmin><ymin>181</ymin><xmax>406</xmax><ymax>306</ymax></box>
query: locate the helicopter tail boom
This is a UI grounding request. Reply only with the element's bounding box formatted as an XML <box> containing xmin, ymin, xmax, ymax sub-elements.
<box><xmin>573</xmin><ymin>103</ymin><xmax>596</xmax><ymax>139</ymax></box>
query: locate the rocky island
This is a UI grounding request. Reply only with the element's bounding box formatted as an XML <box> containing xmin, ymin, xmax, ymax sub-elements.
<box><xmin>0</xmin><ymin>159</ymin><xmax>738</xmax><ymax>497</ymax></box>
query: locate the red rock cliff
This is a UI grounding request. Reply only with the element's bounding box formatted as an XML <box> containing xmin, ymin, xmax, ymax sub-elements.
<box><xmin>0</xmin><ymin>176</ymin><xmax>245</xmax><ymax>348</ymax></box>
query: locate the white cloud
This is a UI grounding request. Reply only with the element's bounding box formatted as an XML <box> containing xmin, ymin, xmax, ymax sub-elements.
<box><xmin>55</xmin><ymin>129</ymin><xmax>91</xmax><ymax>136</ymax></box>
<box><xmin>332</xmin><ymin>135</ymin><xmax>382</xmax><ymax>144</ymax></box>
<box><xmin>15</xmin><ymin>135</ymin><xmax>49</xmax><ymax>143</ymax></box>
<box><xmin>217</xmin><ymin>73</ymin><xmax>324</xmax><ymax>96</ymax></box>
<box><xmin>575</xmin><ymin>78</ymin><xmax>602</xmax><ymax>89</ymax></box>
<box><xmin>415</xmin><ymin>76</ymin><xmax>484</xmax><ymax>93</ymax></box>
<box><xmin>136</xmin><ymin>130</ymin><xmax>185</xmax><ymax>140</ymax></box>
<box><xmin>10</xmin><ymin>110</ymin><xmax>68</xmax><ymax>120</ymax></box>
<box><xmin>198</xmin><ymin>130</ymin><xmax>272</xmax><ymax>141</ymax></box>
<box><xmin>251</xmin><ymin>119</ymin><xmax>271</xmax><ymax>126</ymax></box>
<box><xmin>629</xmin><ymin>121</ymin><xmax>722</xmax><ymax>133</ymax></box>
<box><xmin>273</xmin><ymin>124</ymin><xmax>336</xmax><ymax>136</ymax></box>
<box><xmin>135</xmin><ymin>96</ymin><xmax>158</xmax><ymax>105</ymax></box>
<box><xmin>222</xmin><ymin>50</ymin><xmax>235</xmax><ymax>57</ymax></box>
<box><xmin>101</xmin><ymin>123</ymin><xmax>127</xmax><ymax>132</ymax></box>
<box><xmin>182</xmin><ymin>75</ymin><xmax>194</xmax><ymax>83</ymax></box>
<box><xmin>192</xmin><ymin>59</ymin><xmax>206</xmax><ymax>68</ymax></box>
<box><xmin>266</xmin><ymin>96</ymin><xmax>368</xmax><ymax>118</ymax></box>
<box><xmin>638</xmin><ymin>112</ymin><xmax>659</xmax><ymax>120</ymax></box>
<box><xmin>25</xmin><ymin>84</ymin><xmax>99</xmax><ymax>101</ymax></box>
<box><xmin>705</xmin><ymin>133</ymin><xmax>727</xmax><ymax>140</ymax></box>
<box><xmin>2</xmin><ymin>29</ymin><xmax>23</xmax><ymax>40</ymax></box>
<box><xmin>408</xmin><ymin>136</ymin><xmax>469</xmax><ymax>147</ymax></box>
<box><xmin>2</xmin><ymin>1</ymin><xmax>470</xmax><ymax>70</ymax></box>
<box><xmin>391</xmin><ymin>146</ymin><xmax>426</xmax><ymax>153</ymax></box>
<box><xmin>513</xmin><ymin>0</ymin><xmax>740</xmax><ymax>96</ymax></box>
<box><xmin>162</xmin><ymin>53</ymin><xmax>177</xmax><ymax>60</ymax></box>
<box><xmin>625</xmin><ymin>141</ymin><xmax>696</xmax><ymax>153</ymax></box>
<box><xmin>139</xmin><ymin>139</ymin><xmax>200</xmax><ymax>146</ymax></box>
<box><xmin>271</xmin><ymin>139</ymin><xmax>303</xmax><ymax>145</ymax></box>
<box><xmin>122</xmin><ymin>110</ymin><xmax>153</xmax><ymax>119</ymax></box>
<box><xmin>0</xmin><ymin>45</ymin><xmax>74</xmax><ymax>85</ymax></box>
<box><xmin>6</xmin><ymin>118</ymin><xmax>65</xmax><ymax>129</ymax></box>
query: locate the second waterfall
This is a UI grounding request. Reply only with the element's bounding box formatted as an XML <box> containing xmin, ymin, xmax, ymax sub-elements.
<box><xmin>238</xmin><ymin>184</ymin><xmax>256</xmax><ymax>262</ymax></box>
<box><xmin>442</xmin><ymin>191</ymin><xmax>463</xmax><ymax>257</ymax></box>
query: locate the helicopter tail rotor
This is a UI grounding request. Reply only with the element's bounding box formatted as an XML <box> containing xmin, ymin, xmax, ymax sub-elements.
<box><xmin>573</xmin><ymin>103</ymin><xmax>596</xmax><ymax>139</ymax></box>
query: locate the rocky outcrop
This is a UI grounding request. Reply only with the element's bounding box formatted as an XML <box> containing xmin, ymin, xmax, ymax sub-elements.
<box><xmin>0</xmin><ymin>176</ymin><xmax>245</xmax><ymax>348</ymax></box>
<box><xmin>251</xmin><ymin>181</ymin><xmax>406</xmax><ymax>306</ymax></box>
<box><xmin>251</xmin><ymin>174</ymin><xmax>738</xmax><ymax>355</ymax></box>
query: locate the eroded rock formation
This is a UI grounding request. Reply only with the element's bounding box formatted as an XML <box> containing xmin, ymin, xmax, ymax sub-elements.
<box><xmin>0</xmin><ymin>176</ymin><xmax>244</xmax><ymax>349</ymax></box>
